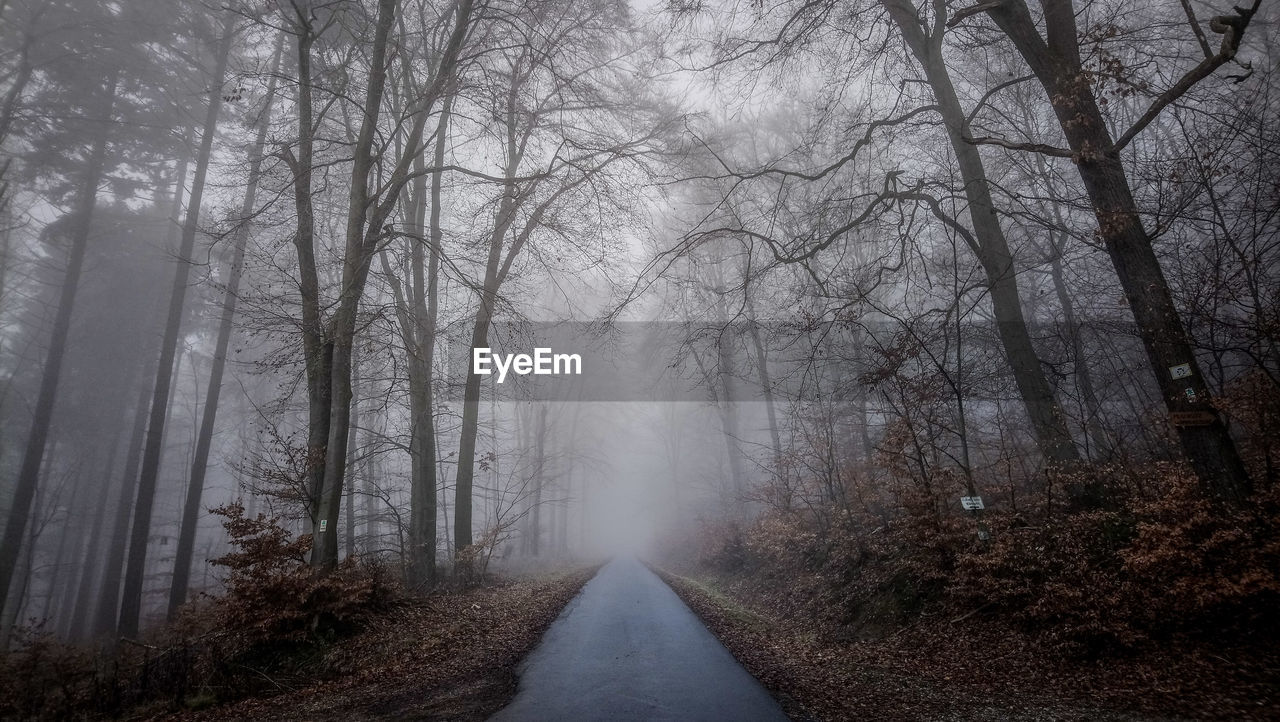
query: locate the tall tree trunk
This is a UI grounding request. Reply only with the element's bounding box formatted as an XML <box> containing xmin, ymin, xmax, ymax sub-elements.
<box><xmin>455</xmin><ymin>51</ymin><xmax>540</xmax><ymax>558</ymax></box>
<box><xmin>558</xmin><ymin>465</ymin><xmax>570</xmax><ymax>554</ymax></box>
<box><xmin>60</xmin><ymin>436</ymin><xmax>120</xmax><ymax>638</ymax></box>
<box><xmin>67</xmin><ymin>486</ymin><xmax>109</xmax><ymax>640</ymax></box>
<box><xmin>312</xmin><ymin>0</ymin><xmax>473</xmax><ymax>571</ymax></box>
<box><xmin>530</xmin><ymin>405</ymin><xmax>548</xmax><ymax>557</ymax></box>
<box><xmin>744</xmin><ymin>285</ymin><xmax>785</xmax><ymax>500</ymax></box>
<box><xmin>363</xmin><ymin>419</ymin><xmax>381</xmax><ymax>552</ymax></box>
<box><xmin>2</xmin><ymin>460</ymin><xmax>47</xmax><ymax>647</ymax></box>
<box><xmin>455</xmin><ymin>179</ymin><xmax>522</xmax><ymax>557</ymax></box>
<box><xmin>455</xmin><ymin>309</ymin><xmax>492</xmax><ymax>556</ymax></box>
<box><xmin>0</xmin><ymin>70</ymin><xmax>118</xmax><ymax>612</ymax></box>
<box><xmin>94</xmin><ymin>290</ymin><xmax>166</xmax><ymax>639</ymax></box>
<box><xmin>345</xmin><ymin>353</ymin><xmax>359</xmax><ymax>558</ymax></box>
<box><xmin>884</xmin><ymin>0</ymin><xmax>1081</xmax><ymax>470</ymax></box>
<box><xmin>717</xmin><ymin>337</ymin><xmax>747</xmax><ymax>507</ymax></box>
<box><xmin>310</xmin><ymin>0</ymin><xmax>398</xmax><ymax>572</ymax></box>
<box><xmin>168</xmin><ymin>34</ymin><xmax>282</xmax><ymax>618</ymax></box>
<box><xmin>285</xmin><ymin>0</ymin><xmax>470</xmax><ymax>570</ymax></box>
<box><xmin>1029</xmin><ymin>145</ymin><xmax>1114</xmax><ymax>461</ymax></box>
<box><xmin>119</xmin><ymin>22</ymin><xmax>233</xmax><ymax>637</ymax></box>
<box><xmin>1047</xmin><ymin>235</ymin><xmax>1112</xmax><ymax>460</ymax></box>
<box><xmin>42</xmin><ymin>491</ymin><xmax>75</xmax><ymax>624</ymax></box>
<box><xmin>284</xmin><ymin>11</ymin><xmax>332</xmax><ymax>527</ymax></box>
<box><xmin>407</xmin><ymin>95</ymin><xmax>450</xmax><ymax>587</ymax></box>
<box><xmin>986</xmin><ymin>0</ymin><xmax>1253</xmax><ymax>501</ymax></box>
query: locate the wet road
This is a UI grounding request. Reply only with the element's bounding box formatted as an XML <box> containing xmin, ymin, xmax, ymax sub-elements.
<box><xmin>490</xmin><ymin>557</ymin><xmax>788</xmax><ymax>721</ymax></box>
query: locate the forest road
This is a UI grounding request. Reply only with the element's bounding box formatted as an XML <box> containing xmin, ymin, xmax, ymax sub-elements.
<box><xmin>489</xmin><ymin>557</ymin><xmax>788</xmax><ymax>721</ymax></box>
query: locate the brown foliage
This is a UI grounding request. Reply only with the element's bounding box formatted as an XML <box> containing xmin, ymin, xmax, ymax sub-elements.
<box><xmin>190</xmin><ymin>568</ymin><xmax>597</xmax><ymax>720</ymax></box>
<box><xmin>0</xmin><ymin>501</ymin><xmax>399</xmax><ymax>719</ymax></box>
<box><xmin>679</xmin><ymin>460</ymin><xmax>1280</xmax><ymax>718</ymax></box>
<box><xmin>208</xmin><ymin>500</ymin><xmax>394</xmax><ymax>648</ymax></box>
<box><xmin>0</xmin><ymin>627</ymin><xmax>94</xmax><ymax>720</ymax></box>
<box><xmin>700</xmin><ymin>464</ymin><xmax>1280</xmax><ymax>654</ymax></box>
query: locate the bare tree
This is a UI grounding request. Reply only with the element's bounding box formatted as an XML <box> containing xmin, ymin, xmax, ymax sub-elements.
<box><xmin>119</xmin><ymin>14</ymin><xmax>236</xmax><ymax>638</ymax></box>
<box><xmin>167</xmin><ymin>34</ymin><xmax>286</xmax><ymax>616</ymax></box>
<box><xmin>957</xmin><ymin>0</ymin><xmax>1260</xmax><ymax>500</ymax></box>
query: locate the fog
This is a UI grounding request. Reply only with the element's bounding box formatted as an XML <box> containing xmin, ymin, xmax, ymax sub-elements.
<box><xmin>0</xmin><ymin>0</ymin><xmax>1275</xmax><ymax>654</ymax></box>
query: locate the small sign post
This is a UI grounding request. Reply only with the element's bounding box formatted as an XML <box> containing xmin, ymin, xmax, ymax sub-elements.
<box><xmin>1169</xmin><ymin>363</ymin><xmax>1193</xmax><ymax>380</ymax></box>
<box><xmin>319</xmin><ymin>519</ymin><xmax>327</xmax><ymax>532</ymax></box>
<box><xmin>960</xmin><ymin>496</ymin><xmax>984</xmax><ymax>511</ymax></box>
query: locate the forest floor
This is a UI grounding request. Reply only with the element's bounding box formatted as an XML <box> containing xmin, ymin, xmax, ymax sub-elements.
<box><xmin>165</xmin><ymin>566</ymin><xmax>596</xmax><ymax>722</ymax></box>
<box><xmin>658</xmin><ymin>567</ymin><xmax>1280</xmax><ymax>722</ymax></box>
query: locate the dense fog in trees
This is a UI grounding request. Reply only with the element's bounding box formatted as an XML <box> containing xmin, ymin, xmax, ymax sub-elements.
<box><xmin>0</xmin><ymin>0</ymin><xmax>1275</xmax><ymax>655</ymax></box>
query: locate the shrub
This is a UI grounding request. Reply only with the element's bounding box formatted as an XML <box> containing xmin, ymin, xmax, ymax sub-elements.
<box><xmin>1120</xmin><ymin>469</ymin><xmax>1280</xmax><ymax>639</ymax></box>
<box><xmin>701</xmin><ymin>463</ymin><xmax>1280</xmax><ymax>655</ymax></box>
<box><xmin>208</xmin><ymin>501</ymin><xmax>398</xmax><ymax>651</ymax></box>
<box><xmin>0</xmin><ymin>502</ymin><xmax>399</xmax><ymax>719</ymax></box>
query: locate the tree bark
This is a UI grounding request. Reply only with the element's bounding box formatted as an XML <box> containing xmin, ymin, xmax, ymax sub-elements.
<box><xmin>345</xmin><ymin>353</ymin><xmax>359</xmax><ymax>558</ymax></box>
<box><xmin>455</xmin><ymin>301</ymin><xmax>494</xmax><ymax>555</ymax></box>
<box><xmin>285</xmin><ymin>11</ymin><xmax>332</xmax><ymax>527</ymax></box>
<box><xmin>1</xmin><ymin>457</ymin><xmax>49</xmax><ymax>647</ymax></box>
<box><xmin>407</xmin><ymin>95</ymin><xmax>450</xmax><ymax>587</ymax></box>
<box><xmin>455</xmin><ymin>111</ymin><xmax>527</xmax><ymax>556</ymax></box>
<box><xmin>717</xmin><ymin>335</ymin><xmax>747</xmax><ymax>505</ymax></box>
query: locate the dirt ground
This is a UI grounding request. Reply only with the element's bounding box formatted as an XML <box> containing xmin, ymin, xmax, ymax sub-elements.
<box><xmin>166</xmin><ymin>567</ymin><xmax>596</xmax><ymax>721</ymax></box>
<box><xmin>658</xmin><ymin>568</ymin><xmax>1280</xmax><ymax>722</ymax></box>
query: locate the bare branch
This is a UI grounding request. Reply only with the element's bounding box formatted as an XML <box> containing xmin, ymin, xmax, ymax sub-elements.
<box><xmin>946</xmin><ymin>0</ymin><xmax>1005</xmax><ymax>28</ymax></box>
<box><xmin>965</xmin><ymin>74</ymin><xmax>1035</xmax><ymax>125</ymax></box>
<box><xmin>963</xmin><ymin>135</ymin><xmax>1074</xmax><ymax>158</ymax></box>
<box><xmin>1110</xmin><ymin>0</ymin><xmax>1260</xmax><ymax>154</ymax></box>
<box><xmin>1179</xmin><ymin>0</ymin><xmax>1215</xmax><ymax>59</ymax></box>
<box><xmin>690</xmin><ymin>104</ymin><xmax>940</xmax><ymax>184</ymax></box>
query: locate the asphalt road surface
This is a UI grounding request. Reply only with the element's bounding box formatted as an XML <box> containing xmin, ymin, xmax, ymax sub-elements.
<box><xmin>490</xmin><ymin>557</ymin><xmax>789</xmax><ymax>721</ymax></box>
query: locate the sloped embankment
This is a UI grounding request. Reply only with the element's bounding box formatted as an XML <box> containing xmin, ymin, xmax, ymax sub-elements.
<box><xmin>177</xmin><ymin>567</ymin><xmax>596</xmax><ymax>721</ymax></box>
<box><xmin>659</xmin><ymin>568</ymin><xmax>1277</xmax><ymax>721</ymax></box>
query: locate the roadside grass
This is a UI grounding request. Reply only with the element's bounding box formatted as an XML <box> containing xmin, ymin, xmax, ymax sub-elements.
<box><xmin>656</xmin><ymin>569</ymin><xmax>773</xmax><ymax>633</ymax></box>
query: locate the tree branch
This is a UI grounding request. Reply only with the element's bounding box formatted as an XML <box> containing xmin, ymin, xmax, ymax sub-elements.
<box><xmin>1110</xmin><ymin>0</ymin><xmax>1260</xmax><ymax>154</ymax></box>
<box><xmin>689</xmin><ymin>104</ymin><xmax>941</xmax><ymax>184</ymax></box>
<box><xmin>963</xmin><ymin>135</ymin><xmax>1074</xmax><ymax>157</ymax></box>
<box><xmin>1179</xmin><ymin>0</ymin><xmax>1215</xmax><ymax>59</ymax></box>
<box><xmin>946</xmin><ymin>0</ymin><xmax>1005</xmax><ymax>28</ymax></box>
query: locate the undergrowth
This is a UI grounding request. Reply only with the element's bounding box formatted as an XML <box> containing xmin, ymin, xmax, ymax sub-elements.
<box><xmin>0</xmin><ymin>501</ymin><xmax>399</xmax><ymax>719</ymax></box>
<box><xmin>696</xmin><ymin>464</ymin><xmax>1280</xmax><ymax>656</ymax></box>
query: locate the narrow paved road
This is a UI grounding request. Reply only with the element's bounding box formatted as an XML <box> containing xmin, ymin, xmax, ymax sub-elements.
<box><xmin>490</xmin><ymin>557</ymin><xmax>789</xmax><ymax>721</ymax></box>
